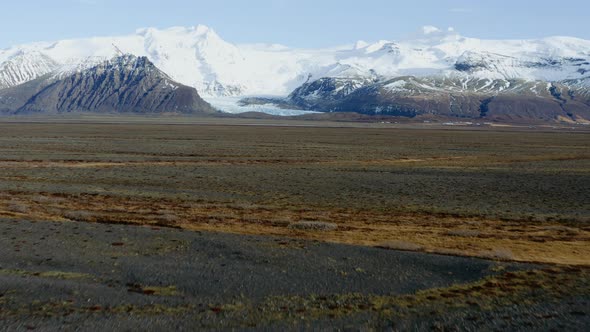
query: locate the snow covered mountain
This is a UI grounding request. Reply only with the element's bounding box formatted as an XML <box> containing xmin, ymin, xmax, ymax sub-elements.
<box><xmin>2</xmin><ymin>25</ymin><xmax>587</xmax><ymax>96</ymax></box>
<box><xmin>284</xmin><ymin>75</ymin><xmax>590</xmax><ymax>122</ymax></box>
<box><xmin>0</xmin><ymin>25</ymin><xmax>320</xmax><ymax>97</ymax></box>
<box><xmin>0</xmin><ymin>51</ymin><xmax>59</xmax><ymax>89</ymax></box>
<box><xmin>0</xmin><ymin>55</ymin><xmax>215</xmax><ymax>115</ymax></box>
<box><xmin>1</xmin><ymin>25</ymin><xmax>590</xmax><ymax>121</ymax></box>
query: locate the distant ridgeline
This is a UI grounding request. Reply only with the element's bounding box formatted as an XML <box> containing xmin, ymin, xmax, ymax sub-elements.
<box><xmin>1</xmin><ymin>25</ymin><xmax>590</xmax><ymax>122</ymax></box>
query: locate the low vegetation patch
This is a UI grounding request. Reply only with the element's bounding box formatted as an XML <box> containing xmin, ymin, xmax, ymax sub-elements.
<box><xmin>478</xmin><ymin>248</ymin><xmax>515</xmax><ymax>261</ymax></box>
<box><xmin>444</xmin><ymin>229</ymin><xmax>481</xmax><ymax>238</ymax></box>
<box><xmin>6</xmin><ymin>200</ymin><xmax>30</xmax><ymax>214</ymax></box>
<box><xmin>376</xmin><ymin>240</ymin><xmax>424</xmax><ymax>252</ymax></box>
<box><xmin>288</xmin><ymin>221</ymin><xmax>338</xmax><ymax>231</ymax></box>
<box><xmin>0</xmin><ymin>123</ymin><xmax>589</xmax><ymax>266</ymax></box>
<box><xmin>0</xmin><ymin>268</ymin><xmax>90</xmax><ymax>280</ymax></box>
<box><xmin>194</xmin><ymin>267</ymin><xmax>590</xmax><ymax>328</ymax></box>
<box><xmin>127</xmin><ymin>283</ymin><xmax>180</xmax><ymax>296</ymax></box>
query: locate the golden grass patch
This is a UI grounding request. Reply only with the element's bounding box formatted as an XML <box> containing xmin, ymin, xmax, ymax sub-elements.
<box><xmin>2</xmin><ymin>191</ymin><xmax>588</xmax><ymax>266</ymax></box>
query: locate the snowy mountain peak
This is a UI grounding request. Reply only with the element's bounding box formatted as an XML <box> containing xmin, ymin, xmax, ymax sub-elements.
<box><xmin>354</xmin><ymin>40</ymin><xmax>370</xmax><ymax>50</ymax></box>
<box><xmin>136</xmin><ymin>24</ymin><xmax>220</xmax><ymax>42</ymax></box>
<box><xmin>0</xmin><ymin>51</ymin><xmax>58</xmax><ymax>89</ymax></box>
<box><xmin>194</xmin><ymin>24</ymin><xmax>214</xmax><ymax>36</ymax></box>
<box><xmin>0</xmin><ymin>25</ymin><xmax>589</xmax><ymax>100</ymax></box>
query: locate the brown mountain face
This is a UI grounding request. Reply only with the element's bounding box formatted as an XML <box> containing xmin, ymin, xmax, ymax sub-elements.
<box><xmin>0</xmin><ymin>55</ymin><xmax>216</xmax><ymax>115</ymax></box>
<box><xmin>281</xmin><ymin>76</ymin><xmax>590</xmax><ymax>123</ymax></box>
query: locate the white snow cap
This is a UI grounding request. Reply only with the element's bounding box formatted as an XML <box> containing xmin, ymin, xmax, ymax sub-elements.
<box><xmin>194</xmin><ymin>24</ymin><xmax>211</xmax><ymax>34</ymax></box>
<box><xmin>354</xmin><ymin>40</ymin><xmax>370</xmax><ymax>49</ymax></box>
<box><xmin>1</xmin><ymin>24</ymin><xmax>589</xmax><ymax>97</ymax></box>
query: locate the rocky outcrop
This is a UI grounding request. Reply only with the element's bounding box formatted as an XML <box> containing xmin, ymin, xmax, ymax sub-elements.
<box><xmin>287</xmin><ymin>77</ymin><xmax>377</xmax><ymax>109</ymax></box>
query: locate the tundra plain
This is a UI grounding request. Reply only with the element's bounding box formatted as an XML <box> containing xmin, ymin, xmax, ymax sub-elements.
<box><xmin>0</xmin><ymin>118</ymin><xmax>588</xmax><ymax>329</ymax></box>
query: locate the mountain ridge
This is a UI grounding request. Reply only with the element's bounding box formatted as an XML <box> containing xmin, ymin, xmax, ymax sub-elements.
<box><xmin>0</xmin><ymin>55</ymin><xmax>216</xmax><ymax>115</ymax></box>
<box><xmin>2</xmin><ymin>25</ymin><xmax>589</xmax><ymax>97</ymax></box>
<box><xmin>1</xmin><ymin>25</ymin><xmax>590</xmax><ymax>122</ymax></box>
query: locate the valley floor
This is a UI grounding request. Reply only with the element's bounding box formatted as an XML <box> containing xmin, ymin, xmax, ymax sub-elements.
<box><xmin>0</xmin><ymin>117</ymin><xmax>588</xmax><ymax>329</ymax></box>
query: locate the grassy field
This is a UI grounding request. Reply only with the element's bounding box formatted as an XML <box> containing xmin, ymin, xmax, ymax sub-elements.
<box><xmin>0</xmin><ymin>119</ymin><xmax>588</xmax><ymax>265</ymax></box>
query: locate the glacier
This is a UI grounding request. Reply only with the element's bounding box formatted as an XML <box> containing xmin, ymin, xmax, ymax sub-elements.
<box><xmin>1</xmin><ymin>24</ymin><xmax>589</xmax><ymax>115</ymax></box>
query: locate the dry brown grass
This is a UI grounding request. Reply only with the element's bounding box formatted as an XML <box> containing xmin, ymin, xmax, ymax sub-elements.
<box><xmin>7</xmin><ymin>200</ymin><xmax>29</xmax><ymax>214</ymax></box>
<box><xmin>288</xmin><ymin>221</ymin><xmax>338</xmax><ymax>231</ymax></box>
<box><xmin>477</xmin><ymin>248</ymin><xmax>515</xmax><ymax>261</ymax></box>
<box><xmin>444</xmin><ymin>229</ymin><xmax>481</xmax><ymax>238</ymax></box>
<box><xmin>1</xmin><ymin>191</ymin><xmax>589</xmax><ymax>266</ymax></box>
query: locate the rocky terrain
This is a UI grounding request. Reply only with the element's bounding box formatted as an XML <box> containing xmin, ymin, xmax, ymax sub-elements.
<box><xmin>281</xmin><ymin>75</ymin><xmax>590</xmax><ymax>123</ymax></box>
<box><xmin>0</xmin><ymin>55</ymin><xmax>215</xmax><ymax>115</ymax></box>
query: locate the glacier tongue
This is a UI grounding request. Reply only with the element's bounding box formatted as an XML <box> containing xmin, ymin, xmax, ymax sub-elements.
<box><xmin>205</xmin><ymin>97</ymin><xmax>319</xmax><ymax>116</ymax></box>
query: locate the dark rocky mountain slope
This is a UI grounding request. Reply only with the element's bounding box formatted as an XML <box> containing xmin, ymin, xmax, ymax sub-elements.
<box><xmin>0</xmin><ymin>55</ymin><xmax>216</xmax><ymax>115</ymax></box>
<box><xmin>279</xmin><ymin>75</ymin><xmax>590</xmax><ymax>123</ymax></box>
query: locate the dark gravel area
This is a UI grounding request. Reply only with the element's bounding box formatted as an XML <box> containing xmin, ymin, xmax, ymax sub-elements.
<box><xmin>0</xmin><ymin>219</ymin><xmax>587</xmax><ymax>331</ymax></box>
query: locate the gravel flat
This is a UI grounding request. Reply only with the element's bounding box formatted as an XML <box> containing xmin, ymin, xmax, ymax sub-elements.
<box><xmin>0</xmin><ymin>219</ymin><xmax>587</xmax><ymax>331</ymax></box>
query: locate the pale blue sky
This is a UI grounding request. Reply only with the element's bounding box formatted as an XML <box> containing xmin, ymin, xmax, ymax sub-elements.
<box><xmin>2</xmin><ymin>0</ymin><xmax>589</xmax><ymax>48</ymax></box>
